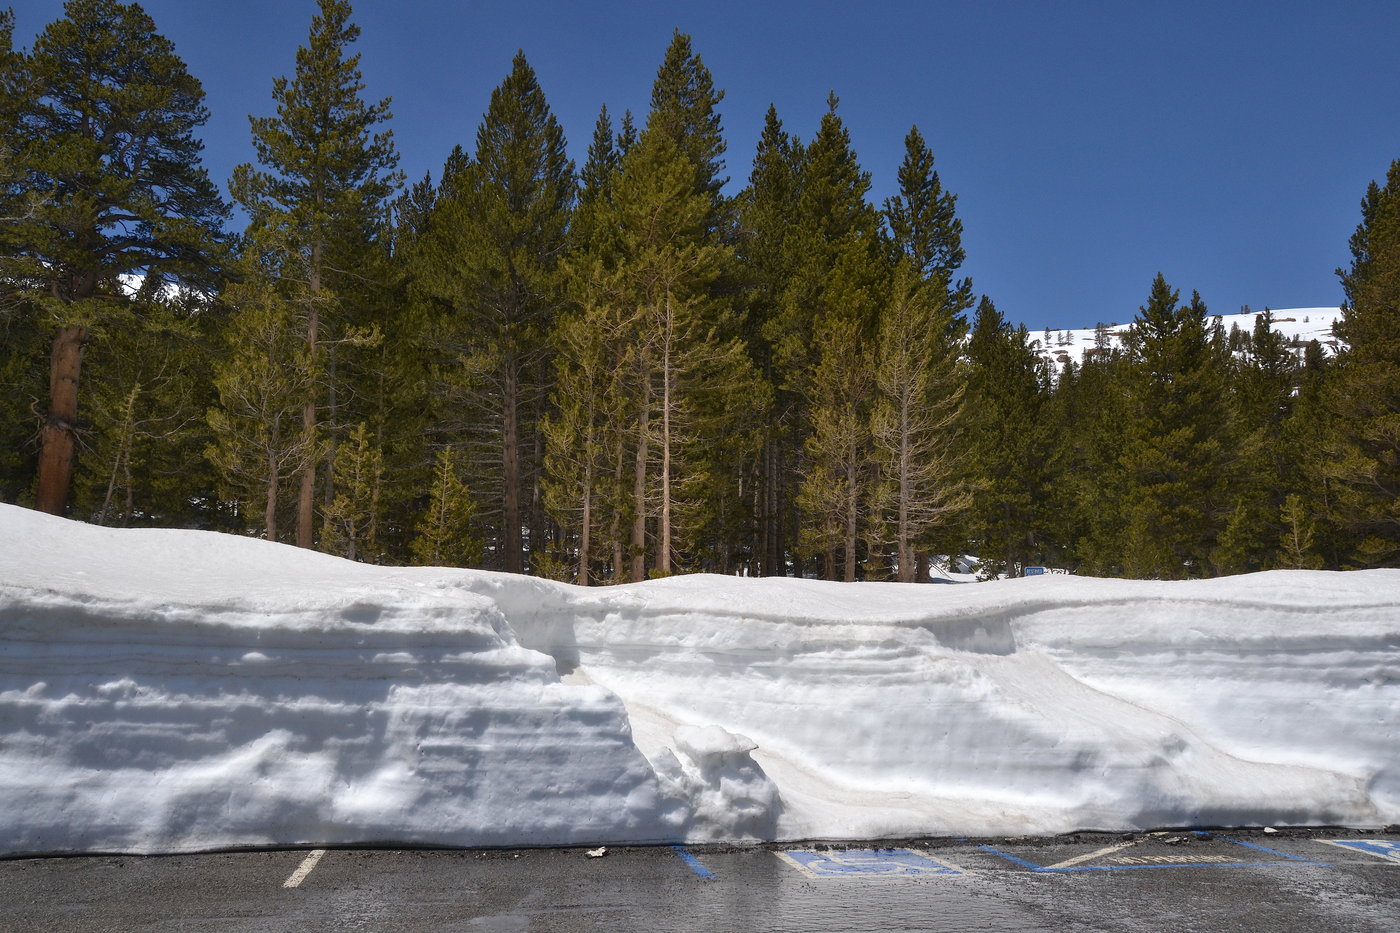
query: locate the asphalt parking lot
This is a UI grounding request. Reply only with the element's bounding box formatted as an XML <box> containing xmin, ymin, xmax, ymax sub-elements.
<box><xmin>2</xmin><ymin>828</ymin><xmax>1397</xmax><ymax>932</ymax></box>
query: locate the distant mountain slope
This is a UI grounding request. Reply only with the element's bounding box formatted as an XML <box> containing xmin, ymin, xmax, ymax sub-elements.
<box><xmin>1030</xmin><ymin>307</ymin><xmax>1342</xmax><ymax>369</ymax></box>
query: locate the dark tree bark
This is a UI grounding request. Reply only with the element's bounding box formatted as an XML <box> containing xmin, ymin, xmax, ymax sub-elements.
<box><xmin>35</xmin><ymin>325</ymin><xmax>88</xmax><ymax>515</ymax></box>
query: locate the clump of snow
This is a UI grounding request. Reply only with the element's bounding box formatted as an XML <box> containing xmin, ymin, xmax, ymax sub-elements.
<box><xmin>2</xmin><ymin>503</ymin><xmax>1397</xmax><ymax>855</ymax></box>
<box><xmin>651</xmin><ymin>724</ymin><xmax>779</xmax><ymax>842</ymax></box>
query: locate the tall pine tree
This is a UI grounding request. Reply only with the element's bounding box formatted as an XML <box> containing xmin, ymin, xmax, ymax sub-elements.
<box><xmin>736</xmin><ymin>105</ymin><xmax>805</xmax><ymax>575</ymax></box>
<box><xmin>868</xmin><ymin>263</ymin><xmax>973</xmax><ymax>581</ymax></box>
<box><xmin>963</xmin><ymin>297</ymin><xmax>1049</xmax><ymax>576</ymax></box>
<box><xmin>783</xmin><ymin>95</ymin><xmax>885</xmax><ymax>579</ymax></box>
<box><xmin>417</xmin><ymin>51</ymin><xmax>572</xmax><ymax>574</ymax></box>
<box><xmin>229</xmin><ymin>0</ymin><xmax>399</xmax><ymax>549</ymax></box>
<box><xmin>883</xmin><ymin>126</ymin><xmax>972</xmax><ymax>317</ymax></box>
<box><xmin>1119</xmin><ymin>276</ymin><xmax>1232</xmax><ymax>577</ymax></box>
<box><xmin>1313</xmin><ymin>159</ymin><xmax>1400</xmax><ymax>565</ymax></box>
<box><xmin>7</xmin><ymin>0</ymin><xmax>228</xmax><ymax>516</ymax></box>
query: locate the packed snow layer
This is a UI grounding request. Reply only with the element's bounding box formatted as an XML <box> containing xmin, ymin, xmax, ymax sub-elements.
<box><xmin>2</xmin><ymin>504</ymin><xmax>1398</xmax><ymax>855</ymax></box>
<box><xmin>474</xmin><ymin>570</ymin><xmax>1400</xmax><ymax>839</ymax></box>
<box><xmin>0</xmin><ymin>506</ymin><xmax>688</xmax><ymax>854</ymax></box>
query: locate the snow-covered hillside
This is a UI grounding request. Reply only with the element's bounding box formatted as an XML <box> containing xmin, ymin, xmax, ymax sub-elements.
<box><xmin>2</xmin><ymin>504</ymin><xmax>1396</xmax><ymax>855</ymax></box>
<box><xmin>1031</xmin><ymin>307</ymin><xmax>1342</xmax><ymax>370</ymax></box>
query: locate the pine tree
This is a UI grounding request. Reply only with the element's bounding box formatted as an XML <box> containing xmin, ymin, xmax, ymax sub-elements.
<box><xmin>1043</xmin><ymin>345</ymin><xmax>1134</xmax><ymax>574</ymax></box>
<box><xmin>577</xmin><ymin>126</ymin><xmax>759</xmax><ymax>579</ymax></box>
<box><xmin>1213</xmin><ymin>309</ymin><xmax>1299</xmax><ymax>573</ymax></box>
<box><xmin>417</xmin><ymin>51</ymin><xmax>572</xmax><ymax>574</ymax></box>
<box><xmin>883</xmin><ymin>126</ymin><xmax>973</xmax><ymax>316</ymax></box>
<box><xmin>797</xmin><ymin>235</ymin><xmax>885</xmax><ymax>581</ymax></box>
<box><xmin>868</xmin><ymin>263</ymin><xmax>973</xmax><ymax>581</ymax></box>
<box><xmin>797</xmin><ymin>305</ymin><xmax>872</xmax><ymax>579</ymax></box>
<box><xmin>0</xmin><ymin>9</ymin><xmax>31</xmax><ymax>226</ymax></box>
<box><xmin>1119</xmin><ymin>276</ymin><xmax>1232</xmax><ymax>577</ymax></box>
<box><xmin>206</xmin><ymin>281</ymin><xmax>318</xmax><ymax>541</ymax></box>
<box><xmin>1313</xmin><ymin>159</ymin><xmax>1400</xmax><ymax>565</ymax></box>
<box><xmin>542</xmin><ymin>297</ymin><xmax>624</xmax><ymax>585</ymax></box>
<box><xmin>71</xmin><ymin>292</ymin><xmax>221</xmax><ymax>528</ymax></box>
<box><xmin>1282</xmin><ymin>340</ymin><xmax>1343</xmax><ymax>567</ymax></box>
<box><xmin>736</xmin><ymin>106</ymin><xmax>804</xmax><ymax>576</ymax></box>
<box><xmin>229</xmin><ymin>0</ymin><xmax>399</xmax><ymax>549</ymax></box>
<box><xmin>0</xmin><ymin>12</ymin><xmax>45</xmax><ymax>510</ymax></box>
<box><xmin>410</xmin><ymin>446</ymin><xmax>483</xmax><ymax>568</ymax></box>
<box><xmin>341</xmin><ymin>174</ymin><xmax>441</xmax><ymax>563</ymax></box>
<box><xmin>647</xmin><ymin>30</ymin><xmax>727</xmax><ymax>210</ymax></box>
<box><xmin>784</xmin><ymin>94</ymin><xmax>879</xmax><ymax>574</ymax></box>
<box><xmin>546</xmin><ymin>107</ymin><xmax>633</xmax><ymax>583</ymax></box>
<box><xmin>963</xmin><ymin>297</ymin><xmax>1049</xmax><ymax>576</ymax></box>
<box><xmin>6</xmin><ymin>0</ymin><xmax>228</xmax><ymax>516</ymax></box>
<box><xmin>580</xmin><ymin>105</ymin><xmax>621</xmax><ymax>208</ymax></box>
<box><xmin>321</xmin><ymin>421</ymin><xmax>383</xmax><ymax>561</ymax></box>
<box><xmin>1277</xmin><ymin>493</ymin><xmax>1323</xmax><ymax>570</ymax></box>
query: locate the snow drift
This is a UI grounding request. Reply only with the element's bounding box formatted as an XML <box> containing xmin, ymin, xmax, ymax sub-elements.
<box><xmin>1</xmin><ymin>504</ymin><xmax>1397</xmax><ymax>855</ymax></box>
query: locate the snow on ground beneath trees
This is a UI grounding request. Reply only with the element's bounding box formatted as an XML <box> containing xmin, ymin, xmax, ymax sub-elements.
<box><xmin>1032</xmin><ymin>307</ymin><xmax>1343</xmax><ymax>369</ymax></box>
<box><xmin>1</xmin><ymin>503</ymin><xmax>1397</xmax><ymax>856</ymax></box>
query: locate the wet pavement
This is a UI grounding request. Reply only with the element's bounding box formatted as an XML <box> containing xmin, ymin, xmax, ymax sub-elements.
<box><xmin>2</xmin><ymin>828</ymin><xmax>1397</xmax><ymax>932</ymax></box>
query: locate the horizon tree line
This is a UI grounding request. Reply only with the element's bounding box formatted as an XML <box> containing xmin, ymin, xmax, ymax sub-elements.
<box><xmin>3</xmin><ymin>0</ymin><xmax>1398</xmax><ymax>581</ymax></box>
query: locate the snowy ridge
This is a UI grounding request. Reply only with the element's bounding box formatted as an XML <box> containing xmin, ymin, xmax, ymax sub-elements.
<box><xmin>2</xmin><ymin>504</ymin><xmax>1397</xmax><ymax>854</ymax></box>
<box><xmin>1031</xmin><ymin>307</ymin><xmax>1342</xmax><ymax>368</ymax></box>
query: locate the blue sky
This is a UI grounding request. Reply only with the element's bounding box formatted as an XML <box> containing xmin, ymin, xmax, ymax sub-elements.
<box><xmin>14</xmin><ymin>0</ymin><xmax>1400</xmax><ymax>330</ymax></box>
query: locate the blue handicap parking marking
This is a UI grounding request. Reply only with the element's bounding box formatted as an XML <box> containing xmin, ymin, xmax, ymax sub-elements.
<box><xmin>778</xmin><ymin>848</ymin><xmax>964</xmax><ymax>878</ymax></box>
<box><xmin>670</xmin><ymin>845</ymin><xmax>716</xmax><ymax>879</ymax></box>
<box><xmin>1319</xmin><ymin>839</ymin><xmax>1400</xmax><ymax>864</ymax></box>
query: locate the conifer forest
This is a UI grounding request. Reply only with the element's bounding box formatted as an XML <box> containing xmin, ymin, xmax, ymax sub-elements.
<box><xmin>3</xmin><ymin>0</ymin><xmax>1398</xmax><ymax>581</ymax></box>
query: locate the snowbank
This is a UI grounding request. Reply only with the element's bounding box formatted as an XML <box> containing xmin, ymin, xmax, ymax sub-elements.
<box><xmin>0</xmin><ymin>507</ymin><xmax>688</xmax><ymax>854</ymax></box>
<box><xmin>2</xmin><ymin>504</ymin><xmax>1397</xmax><ymax>854</ymax></box>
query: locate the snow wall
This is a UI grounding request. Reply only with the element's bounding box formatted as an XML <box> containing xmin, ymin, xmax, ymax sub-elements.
<box><xmin>1</xmin><ymin>504</ymin><xmax>1397</xmax><ymax>855</ymax></box>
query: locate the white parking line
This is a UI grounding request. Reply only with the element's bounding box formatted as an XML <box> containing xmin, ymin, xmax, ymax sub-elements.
<box><xmin>282</xmin><ymin>849</ymin><xmax>326</xmax><ymax>888</ymax></box>
<box><xmin>1045</xmin><ymin>839</ymin><xmax>1139</xmax><ymax>869</ymax></box>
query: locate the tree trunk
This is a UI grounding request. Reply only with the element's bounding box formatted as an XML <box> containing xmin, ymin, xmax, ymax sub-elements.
<box><xmin>35</xmin><ymin>325</ymin><xmax>89</xmax><ymax>515</ymax></box>
<box><xmin>610</xmin><ymin>433</ymin><xmax>625</xmax><ymax>581</ymax></box>
<box><xmin>897</xmin><ymin>403</ymin><xmax>913</xmax><ymax>583</ymax></box>
<box><xmin>658</xmin><ymin>296</ymin><xmax>674</xmax><ymax>576</ymax></box>
<box><xmin>844</xmin><ymin>443</ymin><xmax>859</xmax><ymax>582</ymax></box>
<box><xmin>631</xmin><ymin>378</ymin><xmax>650</xmax><ymax>582</ymax></box>
<box><xmin>579</xmin><ymin>479</ymin><xmax>592</xmax><ymax>587</ymax></box>
<box><xmin>502</xmin><ymin>360</ymin><xmax>523</xmax><ymax>573</ymax></box>
<box><xmin>99</xmin><ymin>383</ymin><xmax>141</xmax><ymax>526</ymax></box>
<box><xmin>296</xmin><ymin>242</ymin><xmax>322</xmax><ymax>550</ymax></box>
<box><xmin>265</xmin><ymin>452</ymin><xmax>279</xmax><ymax>542</ymax></box>
<box><xmin>324</xmin><ymin>353</ymin><xmax>338</xmax><ymax>512</ymax></box>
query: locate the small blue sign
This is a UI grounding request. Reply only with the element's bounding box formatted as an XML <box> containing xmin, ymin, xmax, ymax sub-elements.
<box><xmin>779</xmin><ymin>848</ymin><xmax>963</xmax><ymax>878</ymax></box>
<box><xmin>1320</xmin><ymin>839</ymin><xmax>1400</xmax><ymax>863</ymax></box>
<box><xmin>1024</xmin><ymin>566</ymin><xmax>1047</xmax><ymax>576</ymax></box>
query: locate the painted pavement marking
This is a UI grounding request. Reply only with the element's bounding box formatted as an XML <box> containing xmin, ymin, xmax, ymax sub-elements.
<box><xmin>1045</xmin><ymin>838</ymin><xmax>1140</xmax><ymax>869</ymax></box>
<box><xmin>282</xmin><ymin>849</ymin><xmax>326</xmax><ymax>888</ymax></box>
<box><xmin>1317</xmin><ymin>839</ymin><xmax>1400</xmax><ymax>864</ymax></box>
<box><xmin>670</xmin><ymin>845</ymin><xmax>716</xmax><ymax>879</ymax></box>
<box><xmin>981</xmin><ymin>832</ymin><xmax>1326</xmax><ymax>873</ymax></box>
<box><xmin>777</xmin><ymin>848</ymin><xmax>966</xmax><ymax>879</ymax></box>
